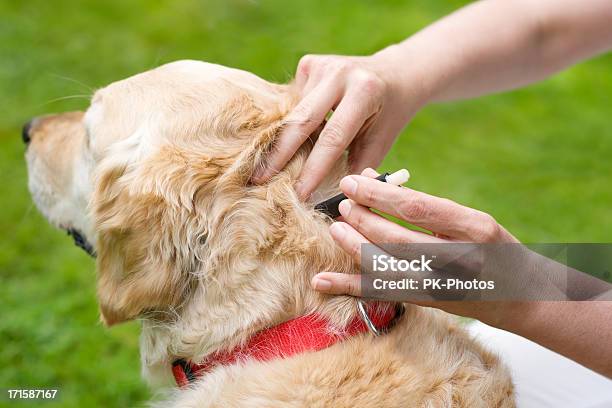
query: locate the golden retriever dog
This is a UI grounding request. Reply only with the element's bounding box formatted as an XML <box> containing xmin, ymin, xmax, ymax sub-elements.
<box><xmin>24</xmin><ymin>60</ymin><xmax>514</xmax><ymax>407</ymax></box>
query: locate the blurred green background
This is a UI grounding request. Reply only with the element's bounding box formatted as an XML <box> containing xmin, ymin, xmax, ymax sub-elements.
<box><xmin>1</xmin><ymin>0</ymin><xmax>610</xmax><ymax>406</ymax></box>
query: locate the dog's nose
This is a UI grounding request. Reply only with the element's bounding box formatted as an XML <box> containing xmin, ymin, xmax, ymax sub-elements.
<box><xmin>22</xmin><ymin>120</ymin><xmax>33</xmax><ymax>145</ymax></box>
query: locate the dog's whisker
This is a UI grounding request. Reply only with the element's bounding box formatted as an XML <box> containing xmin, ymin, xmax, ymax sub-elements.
<box><xmin>37</xmin><ymin>94</ymin><xmax>92</xmax><ymax>108</ymax></box>
<box><xmin>16</xmin><ymin>202</ymin><xmax>35</xmax><ymax>230</ymax></box>
<box><xmin>48</xmin><ymin>73</ymin><xmax>95</xmax><ymax>92</ymax></box>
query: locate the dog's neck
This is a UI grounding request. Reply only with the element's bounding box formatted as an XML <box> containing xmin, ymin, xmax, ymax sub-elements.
<box><xmin>140</xmin><ymin>157</ymin><xmax>358</xmax><ymax>386</ymax></box>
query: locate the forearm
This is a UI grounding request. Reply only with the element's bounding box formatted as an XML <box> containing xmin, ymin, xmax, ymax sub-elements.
<box><xmin>501</xmin><ymin>301</ymin><xmax>612</xmax><ymax>378</ymax></box>
<box><xmin>373</xmin><ymin>0</ymin><xmax>612</xmax><ymax>103</ymax></box>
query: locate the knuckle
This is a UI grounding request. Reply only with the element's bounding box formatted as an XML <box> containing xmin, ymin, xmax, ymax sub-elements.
<box><xmin>388</xmin><ymin>230</ymin><xmax>410</xmax><ymax>244</ymax></box>
<box><xmin>298</xmin><ymin>54</ymin><xmax>315</xmax><ymax>65</ymax></box>
<box><xmin>349</xmin><ymin>241</ymin><xmax>361</xmax><ymax>258</ymax></box>
<box><xmin>474</xmin><ymin>212</ymin><xmax>501</xmax><ymax>242</ymax></box>
<box><xmin>297</xmin><ymin>54</ymin><xmax>316</xmax><ymax>74</ymax></box>
<box><xmin>290</xmin><ymin>103</ymin><xmax>313</xmax><ymax>122</ymax></box>
<box><xmin>329</xmin><ymin>59</ymin><xmax>353</xmax><ymax>76</ymax></box>
<box><xmin>336</xmin><ymin>58</ymin><xmax>352</xmax><ymax>70</ymax></box>
<box><xmin>319</xmin><ymin>122</ymin><xmax>347</xmax><ymax>148</ymax></box>
<box><xmin>346</xmin><ymin>278</ymin><xmax>359</xmax><ymax>296</ymax></box>
<box><xmin>354</xmin><ymin>70</ymin><xmax>385</xmax><ymax>96</ymax></box>
<box><xmin>396</xmin><ymin>197</ymin><xmax>430</xmax><ymax>221</ymax></box>
<box><xmin>288</xmin><ymin>107</ymin><xmax>315</xmax><ymax>135</ymax></box>
<box><xmin>294</xmin><ymin>122</ymin><xmax>314</xmax><ymax>139</ymax></box>
<box><xmin>352</xmin><ymin>207</ymin><xmax>366</xmax><ymax>231</ymax></box>
<box><xmin>361</xmin><ymin>183</ymin><xmax>376</xmax><ymax>204</ymax></box>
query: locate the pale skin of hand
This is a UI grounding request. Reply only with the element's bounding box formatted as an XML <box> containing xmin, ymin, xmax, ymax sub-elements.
<box><xmin>250</xmin><ymin>53</ymin><xmax>419</xmax><ymax>198</ymax></box>
<box><xmin>250</xmin><ymin>0</ymin><xmax>612</xmax><ymax>376</ymax></box>
<box><xmin>252</xmin><ymin>0</ymin><xmax>612</xmax><ymax>199</ymax></box>
<box><xmin>311</xmin><ymin>168</ymin><xmax>612</xmax><ymax>378</ymax></box>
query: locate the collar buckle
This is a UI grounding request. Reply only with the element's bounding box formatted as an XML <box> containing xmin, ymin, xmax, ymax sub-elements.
<box><xmin>356</xmin><ymin>300</ymin><xmax>405</xmax><ymax>336</ymax></box>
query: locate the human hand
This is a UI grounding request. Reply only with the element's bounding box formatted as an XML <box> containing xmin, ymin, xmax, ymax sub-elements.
<box><xmin>311</xmin><ymin>168</ymin><xmax>521</xmax><ymax>325</ymax></box>
<box><xmin>251</xmin><ymin>54</ymin><xmax>427</xmax><ymax>199</ymax></box>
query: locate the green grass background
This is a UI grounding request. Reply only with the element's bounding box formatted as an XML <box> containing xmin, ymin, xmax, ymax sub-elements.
<box><xmin>1</xmin><ymin>0</ymin><xmax>611</xmax><ymax>406</ymax></box>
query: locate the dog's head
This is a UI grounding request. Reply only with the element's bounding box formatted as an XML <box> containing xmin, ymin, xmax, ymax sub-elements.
<box><xmin>26</xmin><ymin>61</ymin><xmax>347</xmax><ymax>328</ymax></box>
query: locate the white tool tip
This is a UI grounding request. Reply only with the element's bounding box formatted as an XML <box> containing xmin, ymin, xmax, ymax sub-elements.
<box><xmin>386</xmin><ymin>169</ymin><xmax>410</xmax><ymax>185</ymax></box>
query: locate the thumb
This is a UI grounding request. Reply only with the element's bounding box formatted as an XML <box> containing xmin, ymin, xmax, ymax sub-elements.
<box><xmin>311</xmin><ymin>272</ymin><xmax>362</xmax><ymax>297</ymax></box>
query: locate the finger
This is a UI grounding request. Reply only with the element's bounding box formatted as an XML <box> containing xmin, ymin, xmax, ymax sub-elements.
<box><xmin>252</xmin><ymin>80</ymin><xmax>341</xmax><ymax>183</ymax></box>
<box><xmin>360</xmin><ymin>167</ymin><xmax>379</xmax><ymax>178</ymax></box>
<box><xmin>339</xmin><ymin>175</ymin><xmax>502</xmax><ymax>242</ymax></box>
<box><xmin>338</xmin><ymin>199</ymin><xmax>444</xmax><ymax>244</ymax></box>
<box><xmin>294</xmin><ymin>55</ymin><xmax>327</xmax><ymax>95</ymax></box>
<box><xmin>311</xmin><ymin>272</ymin><xmax>362</xmax><ymax>297</ymax></box>
<box><xmin>295</xmin><ymin>89</ymin><xmax>377</xmax><ymax>198</ymax></box>
<box><xmin>328</xmin><ymin>221</ymin><xmax>370</xmax><ymax>263</ymax></box>
<box><xmin>348</xmin><ymin>109</ymin><xmax>406</xmax><ymax>174</ymax></box>
<box><xmin>348</xmin><ymin>131</ymin><xmax>393</xmax><ymax>174</ymax></box>
<box><xmin>294</xmin><ymin>55</ymin><xmax>314</xmax><ymax>90</ymax></box>
<box><xmin>338</xmin><ymin>199</ymin><xmax>486</xmax><ymax>269</ymax></box>
<box><xmin>297</xmin><ymin>68</ymin><xmax>323</xmax><ymax>98</ymax></box>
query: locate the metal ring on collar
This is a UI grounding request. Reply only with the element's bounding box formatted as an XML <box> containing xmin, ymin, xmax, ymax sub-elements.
<box><xmin>356</xmin><ymin>300</ymin><xmax>405</xmax><ymax>336</ymax></box>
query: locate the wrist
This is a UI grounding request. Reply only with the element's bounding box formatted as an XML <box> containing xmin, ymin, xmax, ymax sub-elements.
<box><xmin>369</xmin><ymin>42</ymin><xmax>446</xmax><ymax>109</ymax></box>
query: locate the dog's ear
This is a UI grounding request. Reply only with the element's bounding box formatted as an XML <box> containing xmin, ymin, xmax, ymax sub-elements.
<box><xmin>92</xmin><ymin>157</ymin><xmax>219</xmax><ymax>325</ymax></box>
<box><xmin>222</xmin><ymin>120</ymin><xmax>283</xmax><ymax>185</ymax></box>
<box><xmin>213</xmin><ymin>85</ymin><xmax>298</xmax><ymax>186</ymax></box>
<box><xmin>92</xmin><ymin>89</ymin><xmax>294</xmax><ymax>326</ymax></box>
<box><xmin>96</xmin><ymin>227</ymin><xmax>179</xmax><ymax>326</ymax></box>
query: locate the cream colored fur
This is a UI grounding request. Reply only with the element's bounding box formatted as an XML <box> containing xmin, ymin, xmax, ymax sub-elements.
<box><xmin>25</xmin><ymin>60</ymin><xmax>514</xmax><ymax>407</ymax></box>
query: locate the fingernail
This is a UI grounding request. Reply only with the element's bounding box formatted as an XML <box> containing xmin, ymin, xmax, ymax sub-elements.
<box><xmin>340</xmin><ymin>176</ymin><xmax>358</xmax><ymax>195</ymax></box>
<box><xmin>312</xmin><ymin>276</ymin><xmax>332</xmax><ymax>291</ymax></box>
<box><xmin>338</xmin><ymin>199</ymin><xmax>351</xmax><ymax>217</ymax></box>
<box><xmin>329</xmin><ymin>222</ymin><xmax>346</xmax><ymax>240</ymax></box>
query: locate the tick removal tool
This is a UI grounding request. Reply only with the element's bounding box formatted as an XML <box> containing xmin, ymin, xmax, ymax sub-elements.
<box><xmin>314</xmin><ymin>169</ymin><xmax>410</xmax><ymax>218</ymax></box>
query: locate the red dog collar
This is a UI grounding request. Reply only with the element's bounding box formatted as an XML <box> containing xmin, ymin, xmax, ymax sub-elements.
<box><xmin>172</xmin><ymin>301</ymin><xmax>404</xmax><ymax>387</ymax></box>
